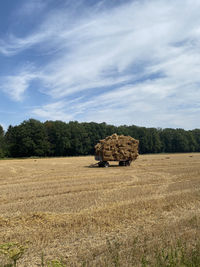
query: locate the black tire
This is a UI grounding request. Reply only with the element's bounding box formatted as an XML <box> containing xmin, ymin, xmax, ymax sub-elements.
<box><xmin>119</xmin><ymin>160</ymin><xmax>131</xmax><ymax>166</ymax></box>
<box><xmin>125</xmin><ymin>160</ymin><xmax>131</xmax><ymax>166</ymax></box>
<box><xmin>98</xmin><ymin>161</ymin><xmax>103</xmax><ymax>167</ymax></box>
<box><xmin>104</xmin><ymin>161</ymin><xmax>109</xmax><ymax>168</ymax></box>
<box><xmin>98</xmin><ymin>161</ymin><xmax>109</xmax><ymax>167</ymax></box>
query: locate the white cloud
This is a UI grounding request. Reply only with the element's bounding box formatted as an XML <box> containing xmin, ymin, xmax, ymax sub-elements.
<box><xmin>0</xmin><ymin>69</ymin><xmax>37</xmax><ymax>101</ymax></box>
<box><xmin>0</xmin><ymin>122</ymin><xmax>7</xmax><ymax>131</ymax></box>
<box><xmin>32</xmin><ymin>99</ymin><xmax>83</xmax><ymax>121</ymax></box>
<box><xmin>1</xmin><ymin>0</ymin><xmax>200</xmax><ymax>128</ymax></box>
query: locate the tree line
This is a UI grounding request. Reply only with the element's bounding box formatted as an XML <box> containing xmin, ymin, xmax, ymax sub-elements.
<box><xmin>0</xmin><ymin>119</ymin><xmax>199</xmax><ymax>158</ymax></box>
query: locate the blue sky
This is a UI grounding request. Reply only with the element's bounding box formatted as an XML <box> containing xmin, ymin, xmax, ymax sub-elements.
<box><xmin>0</xmin><ymin>0</ymin><xmax>200</xmax><ymax>130</ymax></box>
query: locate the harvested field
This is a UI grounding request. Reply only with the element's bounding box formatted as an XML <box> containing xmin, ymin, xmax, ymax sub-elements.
<box><xmin>0</xmin><ymin>153</ymin><xmax>200</xmax><ymax>266</ymax></box>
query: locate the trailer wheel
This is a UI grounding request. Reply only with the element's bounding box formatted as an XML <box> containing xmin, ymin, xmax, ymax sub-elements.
<box><xmin>104</xmin><ymin>161</ymin><xmax>109</xmax><ymax>168</ymax></box>
<box><xmin>119</xmin><ymin>160</ymin><xmax>131</xmax><ymax>166</ymax></box>
<box><xmin>125</xmin><ymin>160</ymin><xmax>131</xmax><ymax>166</ymax></box>
<box><xmin>98</xmin><ymin>161</ymin><xmax>109</xmax><ymax>167</ymax></box>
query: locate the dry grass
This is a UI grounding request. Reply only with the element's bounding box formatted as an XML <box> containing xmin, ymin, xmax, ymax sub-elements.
<box><xmin>0</xmin><ymin>153</ymin><xmax>200</xmax><ymax>266</ymax></box>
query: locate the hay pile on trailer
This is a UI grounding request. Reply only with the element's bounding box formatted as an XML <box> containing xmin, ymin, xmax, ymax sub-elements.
<box><xmin>95</xmin><ymin>134</ymin><xmax>139</xmax><ymax>165</ymax></box>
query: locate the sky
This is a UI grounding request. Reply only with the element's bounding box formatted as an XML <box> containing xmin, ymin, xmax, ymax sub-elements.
<box><xmin>0</xmin><ymin>0</ymin><xmax>200</xmax><ymax>130</ymax></box>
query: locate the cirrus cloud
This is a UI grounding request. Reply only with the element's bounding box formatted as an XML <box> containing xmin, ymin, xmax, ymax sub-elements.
<box><xmin>0</xmin><ymin>0</ymin><xmax>200</xmax><ymax>129</ymax></box>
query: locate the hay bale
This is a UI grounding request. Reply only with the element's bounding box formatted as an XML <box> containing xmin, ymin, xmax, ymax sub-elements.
<box><xmin>95</xmin><ymin>134</ymin><xmax>139</xmax><ymax>162</ymax></box>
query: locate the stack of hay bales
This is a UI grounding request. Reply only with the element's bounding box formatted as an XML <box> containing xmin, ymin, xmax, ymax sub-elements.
<box><xmin>95</xmin><ymin>134</ymin><xmax>139</xmax><ymax>162</ymax></box>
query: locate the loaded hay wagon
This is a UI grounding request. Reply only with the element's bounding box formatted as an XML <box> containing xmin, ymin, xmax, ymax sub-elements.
<box><xmin>95</xmin><ymin>134</ymin><xmax>139</xmax><ymax>167</ymax></box>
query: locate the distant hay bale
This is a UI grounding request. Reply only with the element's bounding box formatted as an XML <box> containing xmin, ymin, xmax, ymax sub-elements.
<box><xmin>95</xmin><ymin>134</ymin><xmax>139</xmax><ymax>162</ymax></box>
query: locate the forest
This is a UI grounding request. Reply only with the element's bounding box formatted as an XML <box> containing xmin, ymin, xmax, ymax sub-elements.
<box><xmin>0</xmin><ymin>119</ymin><xmax>200</xmax><ymax>158</ymax></box>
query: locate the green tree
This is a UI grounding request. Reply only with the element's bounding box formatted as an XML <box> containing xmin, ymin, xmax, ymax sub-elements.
<box><xmin>137</xmin><ymin>127</ymin><xmax>149</xmax><ymax>154</ymax></box>
<box><xmin>159</xmin><ymin>128</ymin><xmax>175</xmax><ymax>152</ymax></box>
<box><xmin>6</xmin><ymin>119</ymin><xmax>50</xmax><ymax>157</ymax></box>
<box><xmin>0</xmin><ymin>125</ymin><xmax>5</xmax><ymax>158</ymax></box>
<box><xmin>171</xmin><ymin>129</ymin><xmax>190</xmax><ymax>152</ymax></box>
<box><xmin>82</xmin><ymin>122</ymin><xmax>103</xmax><ymax>154</ymax></box>
<box><xmin>44</xmin><ymin>120</ymin><xmax>71</xmax><ymax>156</ymax></box>
<box><xmin>67</xmin><ymin>121</ymin><xmax>90</xmax><ymax>156</ymax></box>
<box><xmin>187</xmin><ymin>131</ymin><xmax>198</xmax><ymax>152</ymax></box>
<box><xmin>2</xmin><ymin>119</ymin><xmax>200</xmax><ymax>158</ymax></box>
<box><xmin>191</xmin><ymin>129</ymin><xmax>200</xmax><ymax>152</ymax></box>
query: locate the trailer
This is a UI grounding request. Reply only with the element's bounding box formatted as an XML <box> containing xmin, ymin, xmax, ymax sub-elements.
<box><xmin>95</xmin><ymin>134</ymin><xmax>139</xmax><ymax>167</ymax></box>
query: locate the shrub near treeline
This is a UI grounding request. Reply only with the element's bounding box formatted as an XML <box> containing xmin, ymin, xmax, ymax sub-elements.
<box><xmin>0</xmin><ymin>119</ymin><xmax>199</xmax><ymax>158</ymax></box>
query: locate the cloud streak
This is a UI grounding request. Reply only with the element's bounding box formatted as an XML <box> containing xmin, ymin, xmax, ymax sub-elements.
<box><xmin>0</xmin><ymin>0</ymin><xmax>200</xmax><ymax>129</ymax></box>
<box><xmin>0</xmin><ymin>68</ymin><xmax>37</xmax><ymax>101</ymax></box>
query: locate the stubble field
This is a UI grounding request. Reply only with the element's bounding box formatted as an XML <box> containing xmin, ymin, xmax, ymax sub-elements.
<box><xmin>0</xmin><ymin>153</ymin><xmax>200</xmax><ymax>266</ymax></box>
